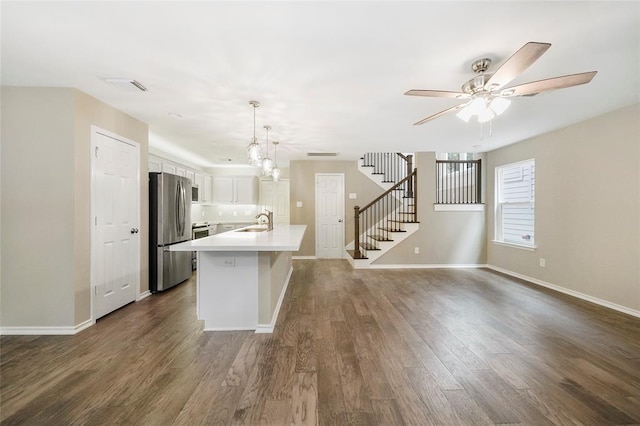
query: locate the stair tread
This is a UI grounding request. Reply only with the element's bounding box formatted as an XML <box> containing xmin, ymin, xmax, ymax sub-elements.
<box><xmin>359</xmin><ymin>242</ymin><xmax>380</xmax><ymax>251</ymax></box>
<box><xmin>347</xmin><ymin>250</ymin><xmax>368</xmax><ymax>260</ymax></box>
<box><xmin>378</xmin><ymin>227</ymin><xmax>407</xmax><ymax>232</ymax></box>
<box><xmin>389</xmin><ymin>220</ymin><xmax>420</xmax><ymax>223</ymax></box>
<box><xmin>368</xmin><ymin>234</ymin><xmax>394</xmax><ymax>242</ymax></box>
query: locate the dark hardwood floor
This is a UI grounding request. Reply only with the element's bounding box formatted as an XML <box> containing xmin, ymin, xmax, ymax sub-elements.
<box><xmin>2</xmin><ymin>260</ymin><xmax>640</xmax><ymax>425</ymax></box>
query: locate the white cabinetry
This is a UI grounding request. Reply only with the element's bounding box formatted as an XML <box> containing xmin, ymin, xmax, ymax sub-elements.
<box><xmin>186</xmin><ymin>170</ymin><xmax>195</xmax><ymax>185</ymax></box>
<box><xmin>148</xmin><ymin>156</ymin><xmax>162</xmax><ymax>173</ymax></box>
<box><xmin>203</xmin><ymin>175</ymin><xmax>213</xmax><ymax>203</ymax></box>
<box><xmin>162</xmin><ymin>162</ymin><xmax>177</xmax><ymax>175</ymax></box>
<box><xmin>149</xmin><ymin>155</ymin><xmax>215</xmax><ymax>204</ymax></box>
<box><xmin>213</xmin><ymin>176</ymin><xmax>257</xmax><ymax>204</ymax></box>
<box><xmin>194</xmin><ymin>173</ymin><xmax>204</xmax><ymax>191</ymax></box>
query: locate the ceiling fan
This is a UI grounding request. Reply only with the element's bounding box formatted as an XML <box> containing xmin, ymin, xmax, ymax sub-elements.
<box><xmin>405</xmin><ymin>42</ymin><xmax>597</xmax><ymax>125</ymax></box>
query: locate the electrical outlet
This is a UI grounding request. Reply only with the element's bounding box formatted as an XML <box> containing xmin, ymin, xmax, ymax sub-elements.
<box><xmin>223</xmin><ymin>258</ymin><xmax>236</xmax><ymax>267</ymax></box>
<box><xmin>201</xmin><ymin>210</ymin><xmax>205</xmax><ymax>217</ymax></box>
<box><xmin>414</xmin><ymin>247</ymin><xmax>420</xmax><ymax>254</ymax></box>
<box><xmin>539</xmin><ymin>258</ymin><xmax>546</xmax><ymax>267</ymax></box>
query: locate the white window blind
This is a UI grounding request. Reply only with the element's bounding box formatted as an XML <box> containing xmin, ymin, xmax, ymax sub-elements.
<box><xmin>495</xmin><ymin>160</ymin><xmax>535</xmax><ymax>247</ymax></box>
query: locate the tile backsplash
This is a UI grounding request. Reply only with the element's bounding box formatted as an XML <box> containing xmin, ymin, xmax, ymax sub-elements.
<box><xmin>191</xmin><ymin>203</ymin><xmax>260</xmax><ymax>224</ymax></box>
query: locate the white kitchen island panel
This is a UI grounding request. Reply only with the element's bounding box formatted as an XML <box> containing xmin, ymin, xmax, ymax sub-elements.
<box><xmin>172</xmin><ymin>225</ymin><xmax>306</xmax><ymax>333</ymax></box>
<box><xmin>197</xmin><ymin>251</ymin><xmax>259</xmax><ymax>331</ymax></box>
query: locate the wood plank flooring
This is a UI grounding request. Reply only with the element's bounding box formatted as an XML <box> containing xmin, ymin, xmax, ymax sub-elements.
<box><xmin>2</xmin><ymin>260</ymin><xmax>640</xmax><ymax>425</ymax></box>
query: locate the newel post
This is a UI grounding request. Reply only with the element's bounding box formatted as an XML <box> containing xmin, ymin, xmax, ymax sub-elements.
<box><xmin>354</xmin><ymin>206</ymin><xmax>361</xmax><ymax>259</ymax></box>
<box><xmin>406</xmin><ymin>154</ymin><xmax>414</xmax><ymax>198</ymax></box>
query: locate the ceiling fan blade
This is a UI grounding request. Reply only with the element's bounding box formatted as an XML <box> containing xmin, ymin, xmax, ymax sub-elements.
<box><xmin>499</xmin><ymin>71</ymin><xmax>598</xmax><ymax>97</ymax></box>
<box><xmin>484</xmin><ymin>42</ymin><xmax>552</xmax><ymax>91</ymax></box>
<box><xmin>405</xmin><ymin>89</ymin><xmax>470</xmax><ymax>99</ymax></box>
<box><xmin>413</xmin><ymin>103</ymin><xmax>468</xmax><ymax>126</ymax></box>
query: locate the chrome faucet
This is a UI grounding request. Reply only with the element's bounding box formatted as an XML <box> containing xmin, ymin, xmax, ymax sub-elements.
<box><xmin>255</xmin><ymin>210</ymin><xmax>273</xmax><ymax>231</ymax></box>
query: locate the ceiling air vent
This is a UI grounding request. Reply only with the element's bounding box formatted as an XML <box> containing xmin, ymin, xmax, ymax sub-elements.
<box><xmin>103</xmin><ymin>78</ymin><xmax>147</xmax><ymax>92</ymax></box>
<box><xmin>307</xmin><ymin>152</ymin><xmax>339</xmax><ymax>157</ymax></box>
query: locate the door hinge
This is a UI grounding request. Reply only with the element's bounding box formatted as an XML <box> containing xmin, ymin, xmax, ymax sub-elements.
<box><xmin>95</xmin><ymin>216</ymin><xmax>98</xmax><ymax>226</ymax></box>
<box><xmin>95</xmin><ymin>146</ymin><xmax>99</xmax><ymax>158</ymax></box>
<box><xmin>94</xmin><ymin>286</ymin><xmax>97</xmax><ymax>295</ymax></box>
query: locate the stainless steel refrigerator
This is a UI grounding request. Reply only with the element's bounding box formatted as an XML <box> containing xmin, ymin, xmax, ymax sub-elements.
<box><xmin>149</xmin><ymin>172</ymin><xmax>192</xmax><ymax>292</ymax></box>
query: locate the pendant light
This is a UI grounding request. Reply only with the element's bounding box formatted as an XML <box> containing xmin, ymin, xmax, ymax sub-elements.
<box><xmin>261</xmin><ymin>125</ymin><xmax>273</xmax><ymax>176</ymax></box>
<box><xmin>271</xmin><ymin>141</ymin><xmax>281</xmax><ymax>182</ymax></box>
<box><xmin>247</xmin><ymin>101</ymin><xmax>263</xmax><ymax>166</ymax></box>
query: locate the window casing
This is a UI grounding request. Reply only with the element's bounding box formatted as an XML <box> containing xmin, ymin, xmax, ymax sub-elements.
<box><xmin>495</xmin><ymin>159</ymin><xmax>535</xmax><ymax>248</ymax></box>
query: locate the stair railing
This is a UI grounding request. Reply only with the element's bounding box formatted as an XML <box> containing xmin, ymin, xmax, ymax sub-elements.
<box><xmin>362</xmin><ymin>153</ymin><xmax>413</xmax><ymax>187</ymax></box>
<box><xmin>353</xmin><ymin>169</ymin><xmax>417</xmax><ymax>259</ymax></box>
<box><xmin>435</xmin><ymin>159</ymin><xmax>481</xmax><ymax>204</ymax></box>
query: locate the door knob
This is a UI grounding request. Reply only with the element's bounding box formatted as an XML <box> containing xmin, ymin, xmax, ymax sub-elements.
<box><xmin>338</xmin><ymin>219</ymin><xmax>343</xmax><ymax>223</ymax></box>
<box><xmin>131</xmin><ymin>227</ymin><xmax>139</xmax><ymax>234</ymax></box>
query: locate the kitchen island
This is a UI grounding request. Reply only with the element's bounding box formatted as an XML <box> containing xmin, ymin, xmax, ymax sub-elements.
<box><xmin>171</xmin><ymin>224</ymin><xmax>306</xmax><ymax>333</ymax></box>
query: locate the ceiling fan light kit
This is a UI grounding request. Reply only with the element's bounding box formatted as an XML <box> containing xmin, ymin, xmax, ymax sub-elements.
<box><xmin>405</xmin><ymin>42</ymin><xmax>597</xmax><ymax>128</ymax></box>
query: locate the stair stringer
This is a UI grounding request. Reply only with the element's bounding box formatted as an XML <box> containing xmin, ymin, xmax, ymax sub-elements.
<box><xmin>346</xmin><ymin>222</ymin><xmax>420</xmax><ymax>269</ymax></box>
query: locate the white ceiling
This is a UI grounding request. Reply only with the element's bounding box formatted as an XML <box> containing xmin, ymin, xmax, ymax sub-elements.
<box><xmin>2</xmin><ymin>1</ymin><xmax>639</xmax><ymax>167</ymax></box>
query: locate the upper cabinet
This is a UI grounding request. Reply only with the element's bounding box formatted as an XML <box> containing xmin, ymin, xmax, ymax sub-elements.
<box><xmin>203</xmin><ymin>175</ymin><xmax>213</xmax><ymax>203</ymax></box>
<box><xmin>213</xmin><ymin>176</ymin><xmax>257</xmax><ymax>204</ymax></box>
<box><xmin>149</xmin><ymin>155</ymin><xmax>259</xmax><ymax>205</ymax></box>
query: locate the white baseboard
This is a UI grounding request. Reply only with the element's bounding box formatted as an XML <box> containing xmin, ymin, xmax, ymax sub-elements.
<box><xmin>293</xmin><ymin>256</ymin><xmax>317</xmax><ymax>260</ymax></box>
<box><xmin>487</xmin><ymin>265</ymin><xmax>640</xmax><ymax>319</ymax></box>
<box><xmin>364</xmin><ymin>263</ymin><xmax>489</xmax><ymax>269</ymax></box>
<box><xmin>255</xmin><ymin>266</ymin><xmax>294</xmax><ymax>334</ymax></box>
<box><xmin>0</xmin><ymin>318</ymin><xmax>95</xmax><ymax>336</ymax></box>
<box><xmin>136</xmin><ymin>290</ymin><xmax>151</xmax><ymax>301</ymax></box>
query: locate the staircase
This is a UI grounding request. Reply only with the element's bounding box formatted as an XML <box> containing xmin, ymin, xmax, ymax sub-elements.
<box><xmin>347</xmin><ymin>153</ymin><xmax>419</xmax><ymax>269</ymax></box>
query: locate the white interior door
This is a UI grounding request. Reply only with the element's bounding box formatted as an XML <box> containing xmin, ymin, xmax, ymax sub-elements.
<box><xmin>316</xmin><ymin>174</ymin><xmax>344</xmax><ymax>258</ymax></box>
<box><xmin>92</xmin><ymin>128</ymin><xmax>140</xmax><ymax>319</ymax></box>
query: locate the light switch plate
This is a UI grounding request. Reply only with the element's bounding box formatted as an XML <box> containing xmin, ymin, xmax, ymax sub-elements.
<box><xmin>296</xmin><ymin>201</ymin><xmax>303</xmax><ymax>208</ymax></box>
<box><xmin>349</xmin><ymin>193</ymin><xmax>357</xmax><ymax>199</ymax></box>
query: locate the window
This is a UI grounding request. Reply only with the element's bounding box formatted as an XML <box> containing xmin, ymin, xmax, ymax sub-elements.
<box><xmin>495</xmin><ymin>159</ymin><xmax>535</xmax><ymax>248</ymax></box>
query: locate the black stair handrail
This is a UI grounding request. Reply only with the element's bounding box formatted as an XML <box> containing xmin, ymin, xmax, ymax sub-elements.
<box><xmin>354</xmin><ymin>169</ymin><xmax>417</xmax><ymax>259</ymax></box>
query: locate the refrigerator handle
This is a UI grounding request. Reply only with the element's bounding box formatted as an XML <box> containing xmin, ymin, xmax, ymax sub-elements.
<box><xmin>175</xmin><ymin>180</ymin><xmax>181</xmax><ymax>236</ymax></box>
<box><xmin>180</xmin><ymin>182</ymin><xmax>187</xmax><ymax>237</ymax></box>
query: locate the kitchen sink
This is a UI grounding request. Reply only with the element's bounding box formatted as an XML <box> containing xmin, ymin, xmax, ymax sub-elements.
<box><xmin>235</xmin><ymin>227</ymin><xmax>269</xmax><ymax>233</ymax></box>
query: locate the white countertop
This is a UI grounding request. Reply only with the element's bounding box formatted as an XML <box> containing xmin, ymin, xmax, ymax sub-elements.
<box><xmin>172</xmin><ymin>224</ymin><xmax>307</xmax><ymax>252</ymax></box>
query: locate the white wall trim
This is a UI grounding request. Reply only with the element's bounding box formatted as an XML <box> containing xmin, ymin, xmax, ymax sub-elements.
<box><xmin>136</xmin><ymin>290</ymin><xmax>152</xmax><ymax>301</ymax></box>
<box><xmin>293</xmin><ymin>256</ymin><xmax>317</xmax><ymax>260</ymax></box>
<box><xmin>0</xmin><ymin>318</ymin><xmax>95</xmax><ymax>336</ymax></box>
<box><xmin>255</xmin><ymin>266</ymin><xmax>294</xmax><ymax>334</ymax></box>
<box><xmin>487</xmin><ymin>265</ymin><xmax>640</xmax><ymax>319</ymax></box>
<box><xmin>366</xmin><ymin>263</ymin><xmax>489</xmax><ymax>269</ymax></box>
<box><xmin>434</xmin><ymin>204</ymin><xmax>485</xmax><ymax>212</ymax></box>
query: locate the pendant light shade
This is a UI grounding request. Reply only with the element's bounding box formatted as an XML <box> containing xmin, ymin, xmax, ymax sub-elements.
<box><xmin>271</xmin><ymin>141</ymin><xmax>281</xmax><ymax>182</ymax></box>
<box><xmin>261</xmin><ymin>125</ymin><xmax>273</xmax><ymax>176</ymax></box>
<box><xmin>247</xmin><ymin>101</ymin><xmax>263</xmax><ymax>166</ymax></box>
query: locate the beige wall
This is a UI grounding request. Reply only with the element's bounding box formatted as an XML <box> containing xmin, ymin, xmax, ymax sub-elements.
<box><xmin>486</xmin><ymin>104</ymin><xmax>640</xmax><ymax>312</ymax></box>
<box><xmin>290</xmin><ymin>160</ymin><xmax>382</xmax><ymax>257</ymax></box>
<box><xmin>1</xmin><ymin>87</ymin><xmax>76</xmax><ymax>326</ymax></box>
<box><xmin>1</xmin><ymin>87</ymin><xmax>149</xmax><ymax>329</ymax></box>
<box><xmin>375</xmin><ymin>152</ymin><xmax>487</xmax><ymax>265</ymax></box>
